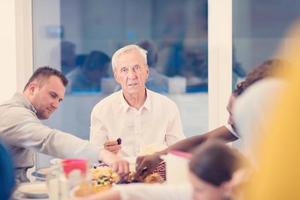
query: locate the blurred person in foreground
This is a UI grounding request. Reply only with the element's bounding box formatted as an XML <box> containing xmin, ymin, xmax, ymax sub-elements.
<box><xmin>238</xmin><ymin>22</ymin><xmax>300</xmax><ymax>200</ymax></box>
<box><xmin>73</xmin><ymin>140</ymin><xmax>246</xmax><ymax>200</ymax></box>
<box><xmin>136</xmin><ymin>59</ymin><xmax>287</xmax><ymax>178</ymax></box>
<box><xmin>189</xmin><ymin>140</ymin><xmax>247</xmax><ymax>200</ymax></box>
<box><xmin>0</xmin><ymin>67</ymin><xmax>129</xmax><ymax>182</ymax></box>
<box><xmin>233</xmin><ymin>78</ymin><xmax>286</xmax><ymax>165</ymax></box>
<box><xmin>243</xmin><ymin>61</ymin><xmax>300</xmax><ymax>200</ymax></box>
<box><xmin>66</xmin><ymin>51</ymin><xmax>110</xmax><ymax>93</ymax></box>
<box><xmin>90</xmin><ymin>44</ymin><xmax>185</xmax><ymax>157</ymax></box>
<box><xmin>0</xmin><ymin>141</ymin><xmax>15</xmax><ymax>200</ymax></box>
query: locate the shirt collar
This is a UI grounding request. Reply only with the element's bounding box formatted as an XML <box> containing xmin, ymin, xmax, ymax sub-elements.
<box><xmin>14</xmin><ymin>92</ymin><xmax>37</xmax><ymax>114</ymax></box>
<box><xmin>119</xmin><ymin>90</ymin><xmax>130</xmax><ymax>112</ymax></box>
<box><xmin>143</xmin><ymin>89</ymin><xmax>151</xmax><ymax>111</ymax></box>
<box><xmin>119</xmin><ymin>89</ymin><xmax>152</xmax><ymax>112</ymax></box>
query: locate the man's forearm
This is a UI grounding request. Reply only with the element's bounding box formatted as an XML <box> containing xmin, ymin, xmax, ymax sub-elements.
<box><xmin>154</xmin><ymin>135</ymin><xmax>206</xmax><ymax>157</ymax></box>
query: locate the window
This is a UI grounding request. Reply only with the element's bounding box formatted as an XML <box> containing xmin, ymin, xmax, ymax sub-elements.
<box><xmin>233</xmin><ymin>0</ymin><xmax>300</xmax><ymax>79</ymax></box>
<box><xmin>32</xmin><ymin>0</ymin><xmax>209</xmax><ymax>143</ymax></box>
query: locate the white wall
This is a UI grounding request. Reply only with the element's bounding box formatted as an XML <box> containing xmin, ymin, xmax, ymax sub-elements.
<box><xmin>15</xmin><ymin>0</ymin><xmax>33</xmax><ymax>92</ymax></box>
<box><xmin>0</xmin><ymin>0</ymin><xmax>33</xmax><ymax>103</ymax></box>
<box><xmin>0</xmin><ymin>1</ymin><xmax>17</xmax><ymax>103</ymax></box>
<box><xmin>233</xmin><ymin>0</ymin><xmax>300</xmax><ymax>71</ymax></box>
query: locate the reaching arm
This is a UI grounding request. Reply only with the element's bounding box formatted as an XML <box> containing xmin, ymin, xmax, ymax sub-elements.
<box><xmin>165</xmin><ymin>125</ymin><xmax>237</xmax><ymax>153</ymax></box>
<box><xmin>99</xmin><ymin>150</ymin><xmax>129</xmax><ymax>177</ymax></box>
<box><xmin>136</xmin><ymin>125</ymin><xmax>238</xmax><ymax>178</ymax></box>
<box><xmin>0</xmin><ymin>110</ymin><xmax>101</xmax><ymax>164</ymax></box>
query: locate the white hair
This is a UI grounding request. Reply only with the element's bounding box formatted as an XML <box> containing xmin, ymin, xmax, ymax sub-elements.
<box><xmin>111</xmin><ymin>44</ymin><xmax>147</xmax><ymax>71</ymax></box>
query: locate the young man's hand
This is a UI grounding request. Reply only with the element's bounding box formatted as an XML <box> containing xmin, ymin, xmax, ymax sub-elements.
<box><xmin>99</xmin><ymin>149</ymin><xmax>129</xmax><ymax>178</ymax></box>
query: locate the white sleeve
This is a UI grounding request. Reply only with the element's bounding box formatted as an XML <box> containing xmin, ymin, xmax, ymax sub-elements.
<box><xmin>89</xmin><ymin>105</ymin><xmax>108</xmax><ymax>149</ymax></box>
<box><xmin>165</xmin><ymin>103</ymin><xmax>186</xmax><ymax>146</ymax></box>
<box><xmin>117</xmin><ymin>183</ymin><xmax>192</xmax><ymax>200</ymax></box>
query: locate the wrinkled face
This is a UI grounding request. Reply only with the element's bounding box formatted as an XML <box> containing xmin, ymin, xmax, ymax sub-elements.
<box><xmin>227</xmin><ymin>94</ymin><xmax>237</xmax><ymax>132</ymax></box>
<box><xmin>113</xmin><ymin>49</ymin><xmax>149</xmax><ymax>95</ymax></box>
<box><xmin>29</xmin><ymin>76</ymin><xmax>65</xmax><ymax>119</ymax></box>
<box><xmin>189</xmin><ymin>172</ymin><xmax>226</xmax><ymax>200</ymax></box>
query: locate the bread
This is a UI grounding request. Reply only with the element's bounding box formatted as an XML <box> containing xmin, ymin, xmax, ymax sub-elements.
<box><xmin>143</xmin><ymin>173</ymin><xmax>164</xmax><ymax>184</ymax></box>
<box><xmin>74</xmin><ymin>182</ymin><xmax>111</xmax><ymax>197</ymax></box>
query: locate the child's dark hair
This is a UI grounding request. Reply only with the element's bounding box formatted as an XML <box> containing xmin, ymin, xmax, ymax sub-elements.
<box><xmin>233</xmin><ymin>58</ymin><xmax>287</xmax><ymax>96</ymax></box>
<box><xmin>189</xmin><ymin>140</ymin><xmax>241</xmax><ymax>186</ymax></box>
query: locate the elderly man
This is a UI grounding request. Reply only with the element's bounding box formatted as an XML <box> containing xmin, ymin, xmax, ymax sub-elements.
<box><xmin>0</xmin><ymin>67</ymin><xmax>129</xmax><ymax>182</ymax></box>
<box><xmin>90</xmin><ymin>44</ymin><xmax>185</xmax><ymax>157</ymax></box>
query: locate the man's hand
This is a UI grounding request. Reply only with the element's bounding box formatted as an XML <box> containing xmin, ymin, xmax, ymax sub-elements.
<box><xmin>135</xmin><ymin>153</ymin><xmax>162</xmax><ymax>180</ymax></box>
<box><xmin>104</xmin><ymin>140</ymin><xmax>121</xmax><ymax>154</ymax></box>
<box><xmin>111</xmin><ymin>159</ymin><xmax>129</xmax><ymax>179</ymax></box>
<box><xmin>99</xmin><ymin>149</ymin><xmax>129</xmax><ymax>178</ymax></box>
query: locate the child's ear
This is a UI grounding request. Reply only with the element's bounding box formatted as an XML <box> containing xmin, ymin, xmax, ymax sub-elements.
<box><xmin>221</xmin><ymin>169</ymin><xmax>248</xmax><ymax>199</ymax></box>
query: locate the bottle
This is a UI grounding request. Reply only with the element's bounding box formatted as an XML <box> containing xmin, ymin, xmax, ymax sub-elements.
<box><xmin>46</xmin><ymin>164</ymin><xmax>69</xmax><ymax>200</ymax></box>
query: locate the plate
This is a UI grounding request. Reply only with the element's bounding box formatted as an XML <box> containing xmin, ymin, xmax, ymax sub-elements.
<box><xmin>17</xmin><ymin>182</ymin><xmax>48</xmax><ymax>198</ymax></box>
<box><xmin>70</xmin><ymin>184</ymin><xmax>112</xmax><ymax>198</ymax></box>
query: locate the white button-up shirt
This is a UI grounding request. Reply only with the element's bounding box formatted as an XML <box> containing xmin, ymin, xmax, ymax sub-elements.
<box><xmin>90</xmin><ymin>89</ymin><xmax>185</xmax><ymax>157</ymax></box>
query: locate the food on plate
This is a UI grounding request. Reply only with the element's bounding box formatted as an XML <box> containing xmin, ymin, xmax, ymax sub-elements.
<box><xmin>90</xmin><ymin>166</ymin><xmax>164</xmax><ymax>184</ymax></box>
<box><xmin>74</xmin><ymin>182</ymin><xmax>111</xmax><ymax>197</ymax></box>
<box><xmin>143</xmin><ymin>172</ymin><xmax>164</xmax><ymax>184</ymax></box>
<box><xmin>74</xmin><ymin>166</ymin><xmax>164</xmax><ymax>197</ymax></box>
<box><xmin>73</xmin><ymin>166</ymin><xmax>117</xmax><ymax>197</ymax></box>
<box><xmin>90</xmin><ymin>166</ymin><xmax>120</xmax><ymax>186</ymax></box>
<box><xmin>124</xmin><ymin>171</ymin><xmax>164</xmax><ymax>184</ymax></box>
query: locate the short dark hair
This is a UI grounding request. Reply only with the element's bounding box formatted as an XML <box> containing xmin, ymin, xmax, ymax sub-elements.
<box><xmin>189</xmin><ymin>140</ymin><xmax>242</xmax><ymax>186</ymax></box>
<box><xmin>24</xmin><ymin>66</ymin><xmax>68</xmax><ymax>91</ymax></box>
<box><xmin>233</xmin><ymin>58</ymin><xmax>288</xmax><ymax>96</ymax></box>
